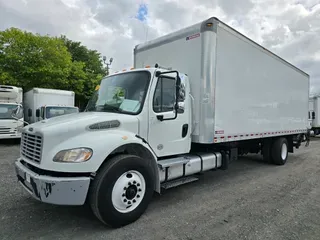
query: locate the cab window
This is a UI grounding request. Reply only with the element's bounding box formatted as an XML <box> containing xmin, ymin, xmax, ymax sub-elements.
<box><xmin>153</xmin><ymin>77</ymin><xmax>176</xmax><ymax>113</ymax></box>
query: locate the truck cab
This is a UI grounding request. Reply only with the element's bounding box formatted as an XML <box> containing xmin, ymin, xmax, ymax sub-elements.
<box><xmin>35</xmin><ymin>105</ymin><xmax>79</xmax><ymax>121</ymax></box>
<box><xmin>85</xmin><ymin>67</ymin><xmax>190</xmax><ymax>157</ymax></box>
<box><xmin>0</xmin><ymin>85</ymin><xmax>24</xmax><ymax>139</ymax></box>
<box><xmin>15</xmin><ymin>67</ymin><xmax>192</xmax><ymax>226</ymax></box>
<box><xmin>24</xmin><ymin>88</ymin><xmax>79</xmax><ymax>124</ymax></box>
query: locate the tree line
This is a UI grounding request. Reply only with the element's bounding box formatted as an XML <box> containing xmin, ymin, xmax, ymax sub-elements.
<box><xmin>0</xmin><ymin>28</ymin><xmax>108</xmax><ymax>110</ymax></box>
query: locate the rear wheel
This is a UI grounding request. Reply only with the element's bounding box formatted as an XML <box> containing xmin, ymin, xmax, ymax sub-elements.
<box><xmin>89</xmin><ymin>154</ymin><xmax>154</xmax><ymax>228</ymax></box>
<box><xmin>271</xmin><ymin>137</ymin><xmax>288</xmax><ymax>165</ymax></box>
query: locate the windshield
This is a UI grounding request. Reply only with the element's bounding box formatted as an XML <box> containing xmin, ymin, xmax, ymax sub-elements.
<box><xmin>86</xmin><ymin>71</ymin><xmax>151</xmax><ymax>115</ymax></box>
<box><xmin>0</xmin><ymin>104</ymin><xmax>23</xmax><ymax>119</ymax></box>
<box><xmin>45</xmin><ymin>106</ymin><xmax>79</xmax><ymax>119</ymax></box>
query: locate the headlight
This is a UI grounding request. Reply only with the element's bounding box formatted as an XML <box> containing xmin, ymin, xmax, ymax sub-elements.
<box><xmin>17</xmin><ymin>126</ymin><xmax>23</xmax><ymax>133</ymax></box>
<box><xmin>53</xmin><ymin>148</ymin><xmax>93</xmax><ymax>163</ymax></box>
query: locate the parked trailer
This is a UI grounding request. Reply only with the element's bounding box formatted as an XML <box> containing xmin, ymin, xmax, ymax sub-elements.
<box><xmin>0</xmin><ymin>85</ymin><xmax>24</xmax><ymax>139</ymax></box>
<box><xmin>14</xmin><ymin>17</ymin><xmax>310</xmax><ymax>228</ymax></box>
<box><xmin>23</xmin><ymin>88</ymin><xmax>79</xmax><ymax>124</ymax></box>
<box><xmin>308</xmin><ymin>96</ymin><xmax>320</xmax><ymax>135</ymax></box>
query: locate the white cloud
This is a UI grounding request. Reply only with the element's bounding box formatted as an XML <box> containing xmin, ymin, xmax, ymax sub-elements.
<box><xmin>0</xmin><ymin>0</ymin><xmax>319</xmax><ymax>93</ymax></box>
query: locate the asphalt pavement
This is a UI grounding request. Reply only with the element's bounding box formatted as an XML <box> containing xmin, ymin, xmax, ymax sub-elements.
<box><xmin>0</xmin><ymin>138</ymin><xmax>320</xmax><ymax>240</ymax></box>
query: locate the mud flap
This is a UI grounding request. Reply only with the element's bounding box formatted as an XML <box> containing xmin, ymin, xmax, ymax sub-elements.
<box><xmin>221</xmin><ymin>148</ymin><xmax>237</xmax><ymax>170</ymax></box>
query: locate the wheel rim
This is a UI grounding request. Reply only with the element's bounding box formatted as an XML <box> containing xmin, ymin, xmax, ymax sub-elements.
<box><xmin>281</xmin><ymin>143</ymin><xmax>288</xmax><ymax>160</ymax></box>
<box><xmin>111</xmin><ymin>170</ymin><xmax>146</xmax><ymax>213</ymax></box>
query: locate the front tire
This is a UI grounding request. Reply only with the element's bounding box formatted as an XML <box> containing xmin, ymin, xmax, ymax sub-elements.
<box><xmin>89</xmin><ymin>154</ymin><xmax>154</xmax><ymax>228</ymax></box>
<box><xmin>271</xmin><ymin>137</ymin><xmax>288</xmax><ymax>165</ymax></box>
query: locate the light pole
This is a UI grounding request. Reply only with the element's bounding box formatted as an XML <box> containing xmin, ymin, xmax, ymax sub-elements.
<box><xmin>103</xmin><ymin>56</ymin><xmax>113</xmax><ymax>75</ymax></box>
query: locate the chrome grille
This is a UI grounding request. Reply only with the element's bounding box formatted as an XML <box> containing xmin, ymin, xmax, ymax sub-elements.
<box><xmin>0</xmin><ymin>127</ymin><xmax>11</xmax><ymax>134</ymax></box>
<box><xmin>21</xmin><ymin>132</ymin><xmax>43</xmax><ymax>163</ymax></box>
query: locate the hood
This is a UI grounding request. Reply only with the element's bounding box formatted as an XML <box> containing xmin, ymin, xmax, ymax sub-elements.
<box><xmin>23</xmin><ymin>112</ymin><xmax>140</xmax><ymax>139</ymax></box>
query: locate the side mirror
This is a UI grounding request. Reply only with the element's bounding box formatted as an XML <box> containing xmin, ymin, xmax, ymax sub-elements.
<box><xmin>36</xmin><ymin>109</ymin><xmax>40</xmax><ymax>118</ymax></box>
<box><xmin>177</xmin><ymin>102</ymin><xmax>185</xmax><ymax>113</ymax></box>
<box><xmin>12</xmin><ymin>107</ymin><xmax>18</xmax><ymax>116</ymax></box>
<box><xmin>28</xmin><ymin>109</ymin><xmax>32</xmax><ymax>117</ymax></box>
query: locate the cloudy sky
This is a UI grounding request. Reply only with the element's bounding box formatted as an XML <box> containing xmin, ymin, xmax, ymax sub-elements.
<box><xmin>0</xmin><ymin>0</ymin><xmax>319</xmax><ymax>93</ymax></box>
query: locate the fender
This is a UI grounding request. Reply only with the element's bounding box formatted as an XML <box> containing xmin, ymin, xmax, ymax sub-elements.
<box><xmin>98</xmin><ymin>130</ymin><xmax>160</xmax><ymax>192</ymax></box>
<box><xmin>37</xmin><ymin>129</ymin><xmax>161</xmax><ymax>193</ymax></box>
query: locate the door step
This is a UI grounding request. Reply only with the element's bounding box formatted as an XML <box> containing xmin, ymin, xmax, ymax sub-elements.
<box><xmin>161</xmin><ymin>176</ymin><xmax>199</xmax><ymax>190</ymax></box>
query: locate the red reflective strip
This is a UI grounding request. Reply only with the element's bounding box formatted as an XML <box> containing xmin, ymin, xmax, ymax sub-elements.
<box><xmin>228</xmin><ymin>136</ymin><xmax>232</xmax><ymax>138</ymax></box>
<box><xmin>234</xmin><ymin>135</ymin><xmax>238</xmax><ymax>137</ymax></box>
<box><xmin>221</xmin><ymin>136</ymin><xmax>225</xmax><ymax>139</ymax></box>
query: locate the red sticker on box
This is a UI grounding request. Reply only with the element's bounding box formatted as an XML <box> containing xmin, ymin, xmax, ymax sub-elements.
<box><xmin>215</xmin><ymin>130</ymin><xmax>224</xmax><ymax>134</ymax></box>
<box><xmin>186</xmin><ymin>33</ymin><xmax>200</xmax><ymax>41</ymax></box>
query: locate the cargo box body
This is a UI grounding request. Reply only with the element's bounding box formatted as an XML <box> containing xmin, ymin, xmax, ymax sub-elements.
<box><xmin>134</xmin><ymin>17</ymin><xmax>310</xmax><ymax>144</ymax></box>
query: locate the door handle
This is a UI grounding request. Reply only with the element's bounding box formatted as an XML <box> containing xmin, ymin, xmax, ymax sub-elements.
<box><xmin>182</xmin><ymin>124</ymin><xmax>188</xmax><ymax>138</ymax></box>
<box><xmin>157</xmin><ymin>115</ymin><xmax>164</xmax><ymax>121</ymax></box>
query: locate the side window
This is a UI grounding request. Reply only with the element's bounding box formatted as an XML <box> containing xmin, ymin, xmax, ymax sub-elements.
<box><xmin>153</xmin><ymin>77</ymin><xmax>176</xmax><ymax>113</ymax></box>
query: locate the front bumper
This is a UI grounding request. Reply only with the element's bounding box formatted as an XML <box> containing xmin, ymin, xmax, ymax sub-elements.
<box><xmin>0</xmin><ymin>132</ymin><xmax>21</xmax><ymax>139</ymax></box>
<box><xmin>14</xmin><ymin>159</ymin><xmax>91</xmax><ymax>205</ymax></box>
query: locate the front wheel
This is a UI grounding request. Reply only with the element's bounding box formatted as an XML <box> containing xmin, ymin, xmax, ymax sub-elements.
<box><xmin>89</xmin><ymin>154</ymin><xmax>154</xmax><ymax>228</ymax></box>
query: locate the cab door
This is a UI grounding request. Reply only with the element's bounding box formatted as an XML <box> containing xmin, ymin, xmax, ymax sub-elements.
<box><xmin>147</xmin><ymin>73</ymin><xmax>191</xmax><ymax>157</ymax></box>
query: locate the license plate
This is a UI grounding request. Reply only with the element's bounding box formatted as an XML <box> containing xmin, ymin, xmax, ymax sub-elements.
<box><xmin>25</xmin><ymin>173</ymin><xmax>31</xmax><ymax>183</ymax></box>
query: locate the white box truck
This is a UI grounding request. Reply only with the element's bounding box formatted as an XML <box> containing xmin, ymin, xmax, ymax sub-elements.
<box><xmin>0</xmin><ymin>85</ymin><xmax>25</xmax><ymax>139</ymax></box>
<box><xmin>14</xmin><ymin>17</ymin><xmax>310</xmax><ymax>228</ymax></box>
<box><xmin>308</xmin><ymin>96</ymin><xmax>320</xmax><ymax>135</ymax></box>
<box><xmin>24</xmin><ymin>88</ymin><xmax>79</xmax><ymax>124</ymax></box>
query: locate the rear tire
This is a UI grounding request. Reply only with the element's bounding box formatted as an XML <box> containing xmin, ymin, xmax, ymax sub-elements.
<box><xmin>271</xmin><ymin>137</ymin><xmax>288</xmax><ymax>165</ymax></box>
<box><xmin>89</xmin><ymin>154</ymin><xmax>154</xmax><ymax>228</ymax></box>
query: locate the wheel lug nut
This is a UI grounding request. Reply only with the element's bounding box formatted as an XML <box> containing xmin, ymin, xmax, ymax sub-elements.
<box><xmin>138</xmin><ymin>189</ymin><xmax>141</xmax><ymax>192</ymax></box>
<box><xmin>122</xmin><ymin>193</ymin><xmax>125</xmax><ymax>197</ymax></box>
<box><xmin>137</xmin><ymin>195</ymin><xmax>140</xmax><ymax>198</ymax></box>
<box><xmin>124</xmin><ymin>199</ymin><xmax>127</xmax><ymax>202</ymax></box>
<box><xmin>128</xmin><ymin>182</ymin><xmax>132</xmax><ymax>185</ymax></box>
<box><xmin>128</xmin><ymin>201</ymin><xmax>131</xmax><ymax>205</ymax></box>
<box><xmin>133</xmin><ymin>199</ymin><xmax>136</xmax><ymax>203</ymax></box>
<box><xmin>124</xmin><ymin>187</ymin><xmax>127</xmax><ymax>190</ymax></box>
<box><xmin>133</xmin><ymin>181</ymin><xmax>136</xmax><ymax>184</ymax></box>
<box><xmin>137</xmin><ymin>183</ymin><xmax>140</xmax><ymax>187</ymax></box>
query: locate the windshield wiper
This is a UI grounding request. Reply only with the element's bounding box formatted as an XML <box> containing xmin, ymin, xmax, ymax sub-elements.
<box><xmin>99</xmin><ymin>104</ymin><xmax>123</xmax><ymax>113</ymax></box>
